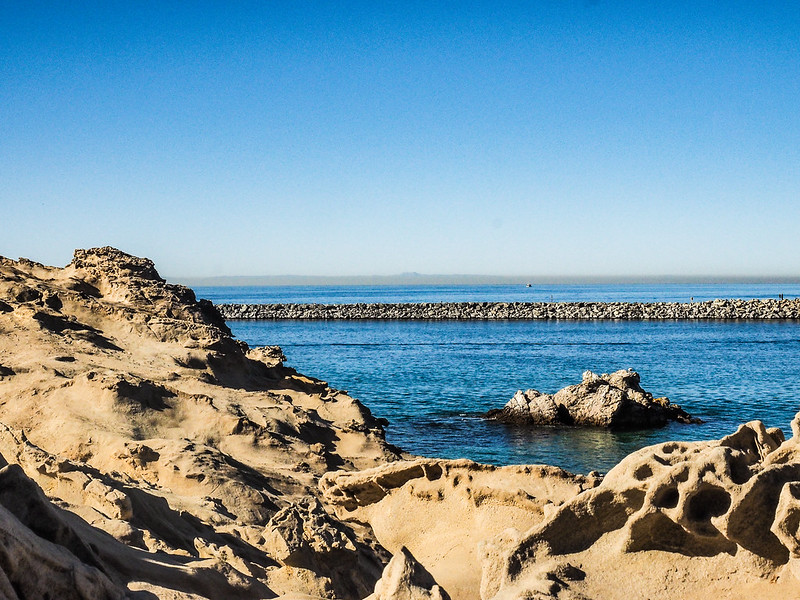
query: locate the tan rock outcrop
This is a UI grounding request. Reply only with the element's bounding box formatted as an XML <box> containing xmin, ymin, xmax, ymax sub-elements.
<box><xmin>321</xmin><ymin>458</ymin><xmax>600</xmax><ymax>600</ymax></box>
<box><xmin>488</xmin><ymin>369</ymin><xmax>698</xmax><ymax>428</ymax></box>
<box><xmin>479</xmin><ymin>415</ymin><xmax>800</xmax><ymax>599</ymax></box>
<box><xmin>2</xmin><ymin>247</ymin><xmax>798</xmax><ymax>600</ymax></box>
<box><xmin>0</xmin><ymin>247</ymin><xmax>401</xmax><ymax>598</ymax></box>
<box><xmin>366</xmin><ymin>547</ymin><xmax>450</xmax><ymax>600</ymax></box>
<box><xmin>0</xmin><ymin>459</ymin><xmax>126</xmax><ymax>600</ymax></box>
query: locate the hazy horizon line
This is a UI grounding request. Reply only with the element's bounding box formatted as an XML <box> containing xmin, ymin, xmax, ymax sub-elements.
<box><xmin>173</xmin><ymin>273</ymin><xmax>800</xmax><ymax>287</ymax></box>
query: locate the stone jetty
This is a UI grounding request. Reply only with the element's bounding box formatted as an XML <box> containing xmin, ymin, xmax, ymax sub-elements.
<box><xmin>217</xmin><ymin>298</ymin><xmax>800</xmax><ymax>320</ymax></box>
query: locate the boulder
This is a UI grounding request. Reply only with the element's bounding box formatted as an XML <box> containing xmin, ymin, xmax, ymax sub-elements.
<box><xmin>487</xmin><ymin>369</ymin><xmax>698</xmax><ymax>428</ymax></box>
<box><xmin>366</xmin><ymin>547</ymin><xmax>451</xmax><ymax>600</ymax></box>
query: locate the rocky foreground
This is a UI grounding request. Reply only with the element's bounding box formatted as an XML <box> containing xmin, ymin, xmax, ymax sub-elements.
<box><xmin>0</xmin><ymin>248</ymin><xmax>799</xmax><ymax>599</ymax></box>
<box><xmin>218</xmin><ymin>299</ymin><xmax>800</xmax><ymax>320</ymax></box>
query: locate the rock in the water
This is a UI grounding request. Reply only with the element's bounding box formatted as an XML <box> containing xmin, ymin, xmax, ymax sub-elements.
<box><xmin>487</xmin><ymin>369</ymin><xmax>698</xmax><ymax>428</ymax></box>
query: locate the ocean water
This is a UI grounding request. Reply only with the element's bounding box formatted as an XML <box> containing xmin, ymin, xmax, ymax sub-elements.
<box><xmin>198</xmin><ymin>285</ymin><xmax>800</xmax><ymax>474</ymax></box>
<box><xmin>195</xmin><ymin>282</ymin><xmax>800</xmax><ymax>305</ymax></box>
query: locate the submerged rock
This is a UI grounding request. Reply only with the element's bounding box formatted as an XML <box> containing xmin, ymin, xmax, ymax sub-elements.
<box><xmin>487</xmin><ymin>369</ymin><xmax>699</xmax><ymax>428</ymax></box>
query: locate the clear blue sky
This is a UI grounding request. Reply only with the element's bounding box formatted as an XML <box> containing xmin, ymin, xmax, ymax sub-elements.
<box><xmin>2</xmin><ymin>2</ymin><xmax>798</xmax><ymax>278</ymax></box>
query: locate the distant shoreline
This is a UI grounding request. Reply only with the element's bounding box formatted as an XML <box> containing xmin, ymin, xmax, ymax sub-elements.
<box><xmin>180</xmin><ymin>275</ymin><xmax>800</xmax><ymax>287</ymax></box>
<box><xmin>217</xmin><ymin>298</ymin><xmax>800</xmax><ymax>320</ymax></box>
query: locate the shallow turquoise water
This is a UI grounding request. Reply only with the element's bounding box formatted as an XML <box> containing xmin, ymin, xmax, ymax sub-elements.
<box><xmin>199</xmin><ymin>285</ymin><xmax>800</xmax><ymax>474</ymax></box>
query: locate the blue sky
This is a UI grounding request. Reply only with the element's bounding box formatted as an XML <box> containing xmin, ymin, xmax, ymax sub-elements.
<box><xmin>1</xmin><ymin>2</ymin><xmax>798</xmax><ymax>277</ymax></box>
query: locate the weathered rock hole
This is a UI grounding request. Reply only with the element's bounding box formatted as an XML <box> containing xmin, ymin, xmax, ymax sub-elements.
<box><xmin>634</xmin><ymin>464</ymin><xmax>653</xmax><ymax>480</ymax></box>
<box><xmin>687</xmin><ymin>486</ymin><xmax>731</xmax><ymax>522</ymax></box>
<box><xmin>790</xmin><ymin>484</ymin><xmax>800</xmax><ymax>501</ymax></box>
<box><xmin>623</xmin><ymin>488</ymin><xmax>647</xmax><ymax>511</ymax></box>
<box><xmin>728</xmin><ymin>455</ymin><xmax>753</xmax><ymax>485</ymax></box>
<box><xmin>654</xmin><ymin>487</ymin><xmax>680</xmax><ymax>509</ymax></box>
<box><xmin>15</xmin><ymin>287</ymin><xmax>42</xmax><ymax>303</ymax></box>
<box><xmin>653</xmin><ymin>455</ymin><xmax>671</xmax><ymax>466</ymax></box>
<box><xmin>44</xmin><ymin>294</ymin><xmax>62</xmax><ymax>310</ymax></box>
<box><xmin>662</xmin><ymin>443</ymin><xmax>680</xmax><ymax>454</ymax></box>
<box><xmin>424</xmin><ymin>464</ymin><xmax>443</xmax><ymax>481</ymax></box>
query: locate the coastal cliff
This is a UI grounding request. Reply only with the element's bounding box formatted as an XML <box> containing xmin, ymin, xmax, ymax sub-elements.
<box><xmin>0</xmin><ymin>247</ymin><xmax>401</xmax><ymax>598</ymax></box>
<box><xmin>0</xmin><ymin>248</ymin><xmax>799</xmax><ymax>599</ymax></box>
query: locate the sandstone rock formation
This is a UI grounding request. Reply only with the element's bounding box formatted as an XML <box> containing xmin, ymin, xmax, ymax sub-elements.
<box><xmin>0</xmin><ymin>460</ymin><xmax>126</xmax><ymax>599</ymax></box>
<box><xmin>321</xmin><ymin>458</ymin><xmax>601</xmax><ymax>600</ymax></box>
<box><xmin>477</xmin><ymin>416</ymin><xmax>800</xmax><ymax>599</ymax></box>
<box><xmin>487</xmin><ymin>369</ymin><xmax>698</xmax><ymax>428</ymax></box>
<box><xmin>0</xmin><ymin>247</ymin><xmax>399</xmax><ymax>598</ymax></box>
<box><xmin>366</xmin><ymin>547</ymin><xmax>450</xmax><ymax>600</ymax></box>
<box><xmin>1</xmin><ymin>247</ymin><xmax>798</xmax><ymax>600</ymax></box>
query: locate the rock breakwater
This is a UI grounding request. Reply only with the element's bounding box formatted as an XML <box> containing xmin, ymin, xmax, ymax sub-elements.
<box><xmin>218</xmin><ymin>298</ymin><xmax>800</xmax><ymax>320</ymax></box>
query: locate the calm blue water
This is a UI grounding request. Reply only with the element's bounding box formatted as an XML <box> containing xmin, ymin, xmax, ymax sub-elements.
<box><xmin>198</xmin><ymin>285</ymin><xmax>800</xmax><ymax>474</ymax></box>
<box><xmin>196</xmin><ymin>283</ymin><xmax>800</xmax><ymax>305</ymax></box>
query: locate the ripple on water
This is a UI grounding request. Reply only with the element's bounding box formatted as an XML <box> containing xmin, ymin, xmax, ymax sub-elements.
<box><xmin>229</xmin><ymin>318</ymin><xmax>800</xmax><ymax>474</ymax></box>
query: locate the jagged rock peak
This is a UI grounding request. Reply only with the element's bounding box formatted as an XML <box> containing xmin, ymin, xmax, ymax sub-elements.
<box><xmin>70</xmin><ymin>246</ymin><xmax>164</xmax><ymax>282</ymax></box>
<box><xmin>63</xmin><ymin>247</ymin><xmax>231</xmax><ymax>338</ymax></box>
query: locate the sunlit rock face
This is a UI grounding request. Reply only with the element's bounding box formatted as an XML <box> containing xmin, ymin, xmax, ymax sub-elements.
<box><xmin>479</xmin><ymin>416</ymin><xmax>800</xmax><ymax>600</ymax></box>
<box><xmin>0</xmin><ymin>247</ymin><xmax>400</xmax><ymax>598</ymax></box>
<box><xmin>487</xmin><ymin>369</ymin><xmax>698</xmax><ymax>428</ymax></box>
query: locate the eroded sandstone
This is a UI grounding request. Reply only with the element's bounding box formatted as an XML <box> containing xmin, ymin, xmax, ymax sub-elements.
<box><xmin>1</xmin><ymin>247</ymin><xmax>798</xmax><ymax>600</ymax></box>
<box><xmin>478</xmin><ymin>416</ymin><xmax>800</xmax><ymax>599</ymax></box>
<box><xmin>0</xmin><ymin>247</ymin><xmax>400</xmax><ymax>598</ymax></box>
